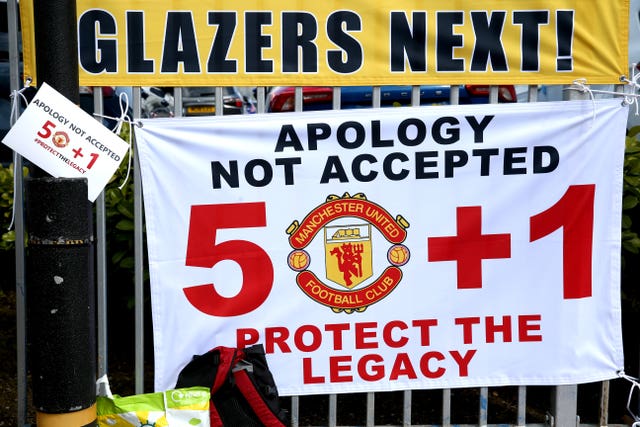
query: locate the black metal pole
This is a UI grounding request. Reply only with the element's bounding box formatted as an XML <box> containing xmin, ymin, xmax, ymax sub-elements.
<box><xmin>27</xmin><ymin>1</ymin><xmax>97</xmax><ymax>426</ymax></box>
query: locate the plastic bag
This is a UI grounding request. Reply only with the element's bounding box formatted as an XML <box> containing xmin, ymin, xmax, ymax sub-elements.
<box><xmin>96</xmin><ymin>382</ymin><xmax>210</xmax><ymax>427</ymax></box>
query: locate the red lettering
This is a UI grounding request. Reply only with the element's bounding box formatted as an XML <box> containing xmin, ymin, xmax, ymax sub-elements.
<box><xmin>389</xmin><ymin>353</ymin><xmax>417</xmax><ymax>380</ymax></box>
<box><xmin>236</xmin><ymin>328</ymin><xmax>259</xmax><ymax>349</ymax></box>
<box><xmin>486</xmin><ymin>315</ymin><xmax>512</xmax><ymax>343</ymax></box>
<box><xmin>303</xmin><ymin>358</ymin><xmax>324</xmax><ymax>384</ymax></box>
<box><xmin>358</xmin><ymin>354</ymin><xmax>385</xmax><ymax>381</ymax></box>
<box><xmin>519</xmin><ymin>314</ymin><xmax>543</xmax><ymax>342</ymax></box>
<box><xmin>265</xmin><ymin>327</ymin><xmax>291</xmax><ymax>353</ymax></box>
<box><xmin>411</xmin><ymin>319</ymin><xmax>438</xmax><ymax>345</ymax></box>
<box><xmin>355</xmin><ymin>321</ymin><xmax>378</xmax><ymax>349</ymax></box>
<box><xmin>383</xmin><ymin>320</ymin><xmax>408</xmax><ymax>348</ymax></box>
<box><xmin>450</xmin><ymin>349</ymin><xmax>476</xmax><ymax>376</ymax></box>
<box><xmin>325</xmin><ymin>323</ymin><xmax>350</xmax><ymax>350</ymax></box>
<box><xmin>294</xmin><ymin>325</ymin><xmax>322</xmax><ymax>352</ymax></box>
<box><xmin>419</xmin><ymin>351</ymin><xmax>446</xmax><ymax>378</ymax></box>
<box><xmin>330</xmin><ymin>355</ymin><xmax>353</xmax><ymax>382</ymax></box>
<box><xmin>455</xmin><ymin>317</ymin><xmax>481</xmax><ymax>344</ymax></box>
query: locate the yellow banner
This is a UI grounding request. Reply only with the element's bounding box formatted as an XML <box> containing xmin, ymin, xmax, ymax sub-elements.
<box><xmin>20</xmin><ymin>0</ymin><xmax>629</xmax><ymax>86</ymax></box>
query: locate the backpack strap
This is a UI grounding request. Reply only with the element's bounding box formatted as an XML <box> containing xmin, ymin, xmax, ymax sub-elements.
<box><xmin>231</xmin><ymin>361</ymin><xmax>287</xmax><ymax>427</ymax></box>
<box><xmin>209</xmin><ymin>347</ymin><xmax>239</xmax><ymax>427</ymax></box>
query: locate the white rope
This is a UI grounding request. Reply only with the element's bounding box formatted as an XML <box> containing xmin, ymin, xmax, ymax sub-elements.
<box><xmin>563</xmin><ymin>73</ymin><xmax>640</xmax><ymax>127</ymax></box>
<box><xmin>92</xmin><ymin>91</ymin><xmax>135</xmax><ymax>190</ymax></box>
<box><xmin>618</xmin><ymin>370</ymin><xmax>640</xmax><ymax>424</ymax></box>
<box><xmin>7</xmin><ymin>78</ymin><xmax>33</xmax><ymax>231</ymax></box>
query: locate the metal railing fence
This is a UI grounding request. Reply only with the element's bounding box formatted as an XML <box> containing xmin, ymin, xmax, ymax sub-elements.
<box><xmin>10</xmin><ymin>81</ymin><xmax>636</xmax><ymax>426</ymax></box>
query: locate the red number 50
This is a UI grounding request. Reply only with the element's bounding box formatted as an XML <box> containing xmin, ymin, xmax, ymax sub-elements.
<box><xmin>183</xmin><ymin>202</ymin><xmax>273</xmax><ymax>316</ymax></box>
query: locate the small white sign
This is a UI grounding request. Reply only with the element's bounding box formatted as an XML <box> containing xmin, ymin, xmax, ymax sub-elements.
<box><xmin>1</xmin><ymin>82</ymin><xmax>129</xmax><ymax>201</ymax></box>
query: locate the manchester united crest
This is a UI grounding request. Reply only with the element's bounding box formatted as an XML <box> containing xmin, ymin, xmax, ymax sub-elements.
<box><xmin>286</xmin><ymin>192</ymin><xmax>410</xmax><ymax>313</ymax></box>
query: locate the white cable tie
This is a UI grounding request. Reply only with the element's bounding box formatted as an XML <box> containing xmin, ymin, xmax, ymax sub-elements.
<box><xmin>7</xmin><ymin>77</ymin><xmax>33</xmax><ymax>231</ymax></box>
<box><xmin>618</xmin><ymin>370</ymin><xmax>640</xmax><ymax>422</ymax></box>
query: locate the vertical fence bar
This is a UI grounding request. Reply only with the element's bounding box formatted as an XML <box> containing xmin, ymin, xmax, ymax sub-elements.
<box><xmin>517</xmin><ymin>385</ymin><xmax>527</xmax><ymax>426</ymax></box>
<box><xmin>552</xmin><ymin>385</ymin><xmax>578</xmax><ymax>427</ymax></box>
<box><xmin>411</xmin><ymin>85</ymin><xmax>420</xmax><ymax>106</ymax></box>
<box><xmin>8</xmin><ymin>0</ymin><xmax>27</xmax><ymax>422</ymax></box>
<box><xmin>366</xmin><ymin>392</ymin><xmax>375</xmax><ymax>426</ymax></box>
<box><xmin>290</xmin><ymin>396</ymin><xmax>299</xmax><ymax>427</ymax></box>
<box><xmin>328</xmin><ymin>393</ymin><xmax>337</xmax><ymax>427</ymax></box>
<box><xmin>528</xmin><ymin>85</ymin><xmax>539</xmax><ymax>102</ymax></box>
<box><xmin>332</xmin><ymin>87</ymin><xmax>341</xmax><ymax>110</ymax></box>
<box><xmin>96</xmin><ymin>189</ymin><xmax>108</xmax><ymax>378</ymax></box>
<box><xmin>295</xmin><ymin>87</ymin><xmax>303</xmax><ymax>112</ymax></box>
<box><xmin>215</xmin><ymin>87</ymin><xmax>223</xmax><ymax>116</ymax></box>
<box><xmin>403</xmin><ymin>390</ymin><xmax>412</xmax><ymax>427</ymax></box>
<box><xmin>372</xmin><ymin>86</ymin><xmax>381</xmax><ymax>108</ymax></box>
<box><xmin>256</xmin><ymin>87</ymin><xmax>267</xmax><ymax>113</ymax></box>
<box><xmin>449</xmin><ymin>86</ymin><xmax>460</xmax><ymax>105</ymax></box>
<box><xmin>133</xmin><ymin>87</ymin><xmax>146</xmax><ymax>394</ymax></box>
<box><xmin>15</xmin><ymin>153</ymin><xmax>27</xmax><ymax>427</ymax></box>
<box><xmin>94</xmin><ymin>89</ymin><xmax>109</xmax><ymax>379</ymax></box>
<box><xmin>174</xmin><ymin>87</ymin><xmax>183</xmax><ymax>117</ymax></box>
<box><xmin>442</xmin><ymin>388</ymin><xmax>451</xmax><ymax>427</ymax></box>
<box><xmin>479</xmin><ymin>387</ymin><xmax>488</xmax><ymax>426</ymax></box>
<box><xmin>599</xmin><ymin>380</ymin><xmax>610</xmax><ymax>427</ymax></box>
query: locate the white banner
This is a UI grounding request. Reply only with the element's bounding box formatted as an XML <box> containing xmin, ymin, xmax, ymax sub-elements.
<box><xmin>135</xmin><ymin>100</ymin><xmax>626</xmax><ymax>395</ymax></box>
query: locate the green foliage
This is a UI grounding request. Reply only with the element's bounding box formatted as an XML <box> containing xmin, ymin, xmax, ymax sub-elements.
<box><xmin>0</xmin><ymin>164</ymin><xmax>28</xmax><ymax>251</ymax></box>
<box><xmin>623</xmin><ymin>126</ymin><xmax>640</xmax><ymax>256</ymax></box>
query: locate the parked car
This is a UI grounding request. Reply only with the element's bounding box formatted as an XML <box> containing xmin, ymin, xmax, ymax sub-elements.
<box><xmin>182</xmin><ymin>86</ymin><xmax>246</xmax><ymax>116</ymax></box>
<box><xmin>141</xmin><ymin>86</ymin><xmax>174</xmax><ymax>118</ymax></box>
<box><xmin>266</xmin><ymin>85</ymin><xmax>517</xmax><ymax>112</ymax></box>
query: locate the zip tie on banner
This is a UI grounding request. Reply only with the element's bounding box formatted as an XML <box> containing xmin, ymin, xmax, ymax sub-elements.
<box><xmin>7</xmin><ymin>77</ymin><xmax>33</xmax><ymax>231</ymax></box>
<box><xmin>564</xmin><ymin>76</ymin><xmax>640</xmax><ymax>127</ymax></box>
<box><xmin>92</xmin><ymin>91</ymin><xmax>134</xmax><ymax>190</ymax></box>
<box><xmin>618</xmin><ymin>370</ymin><xmax>640</xmax><ymax>426</ymax></box>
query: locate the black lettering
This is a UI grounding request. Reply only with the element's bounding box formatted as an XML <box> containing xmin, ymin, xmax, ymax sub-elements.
<box><xmin>444</xmin><ymin>150</ymin><xmax>468</xmax><ymax>177</ymax></box>
<box><xmin>436</xmin><ymin>12</ymin><xmax>464</xmax><ymax>72</ymax></box>
<box><xmin>207</xmin><ymin>12</ymin><xmax>237</xmax><ymax>73</ymax></box>
<box><xmin>390</xmin><ymin>11</ymin><xmax>427</xmax><ymax>72</ymax></box>
<box><xmin>372</xmin><ymin>120</ymin><xmax>394</xmax><ymax>147</ymax></box>
<box><xmin>470</xmin><ymin>11</ymin><xmax>507</xmax><ymax>72</ymax></box>
<box><xmin>432</xmin><ymin>117</ymin><xmax>460</xmax><ymax>144</ymax></box>
<box><xmin>326</xmin><ymin>11</ymin><xmax>363</xmax><ymax>74</ymax></box>
<box><xmin>78</xmin><ymin>10</ymin><xmax>117</xmax><ymax>73</ymax></box>
<box><xmin>321</xmin><ymin>156</ymin><xmax>349</xmax><ymax>183</ymax></box>
<box><xmin>161</xmin><ymin>12</ymin><xmax>200</xmax><ymax>73</ymax></box>
<box><xmin>472</xmin><ymin>148</ymin><xmax>500</xmax><ymax>176</ymax></box>
<box><xmin>307</xmin><ymin>123</ymin><xmax>332</xmax><ymax>150</ymax></box>
<box><xmin>513</xmin><ymin>11</ymin><xmax>549</xmax><ymax>72</ymax></box>
<box><xmin>246</xmin><ymin>12</ymin><xmax>273</xmax><ymax>73</ymax></box>
<box><xmin>126</xmin><ymin>11</ymin><xmax>154</xmax><ymax>73</ymax></box>
<box><xmin>276</xmin><ymin>157</ymin><xmax>302</xmax><ymax>185</ymax></box>
<box><xmin>415</xmin><ymin>151</ymin><xmax>439</xmax><ymax>179</ymax></box>
<box><xmin>282</xmin><ymin>12</ymin><xmax>319</xmax><ymax>73</ymax></box>
<box><xmin>398</xmin><ymin>118</ymin><xmax>427</xmax><ymax>146</ymax></box>
<box><xmin>465</xmin><ymin>115</ymin><xmax>494</xmax><ymax>142</ymax></box>
<box><xmin>352</xmin><ymin>154</ymin><xmax>378</xmax><ymax>182</ymax></box>
<box><xmin>533</xmin><ymin>146</ymin><xmax>559</xmax><ymax>173</ymax></box>
<box><xmin>245</xmin><ymin>159</ymin><xmax>273</xmax><ymax>187</ymax></box>
<box><xmin>212</xmin><ymin>160</ymin><xmax>239</xmax><ymax>188</ymax></box>
<box><xmin>383</xmin><ymin>152</ymin><xmax>410</xmax><ymax>181</ymax></box>
<box><xmin>275</xmin><ymin>125</ymin><xmax>304</xmax><ymax>152</ymax></box>
<box><xmin>336</xmin><ymin>121</ymin><xmax>365</xmax><ymax>148</ymax></box>
<box><xmin>556</xmin><ymin>10</ymin><xmax>574</xmax><ymax>71</ymax></box>
<box><xmin>504</xmin><ymin>147</ymin><xmax>528</xmax><ymax>175</ymax></box>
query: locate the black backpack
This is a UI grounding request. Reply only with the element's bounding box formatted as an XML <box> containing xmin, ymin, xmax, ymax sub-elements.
<box><xmin>175</xmin><ymin>344</ymin><xmax>289</xmax><ymax>427</ymax></box>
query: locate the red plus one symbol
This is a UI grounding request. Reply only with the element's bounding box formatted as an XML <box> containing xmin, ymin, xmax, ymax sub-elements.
<box><xmin>72</xmin><ymin>147</ymin><xmax>84</xmax><ymax>159</ymax></box>
<box><xmin>428</xmin><ymin>206</ymin><xmax>511</xmax><ymax>289</ymax></box>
